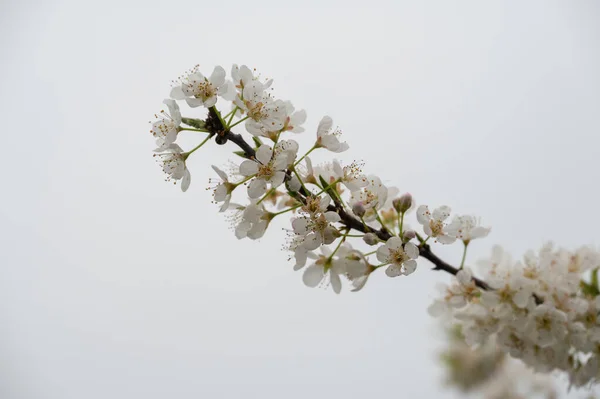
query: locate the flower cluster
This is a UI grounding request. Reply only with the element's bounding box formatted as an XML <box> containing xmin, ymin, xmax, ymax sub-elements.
<box><xmin>429</xmin><ymin>244</ymin><xmax>600</xmax><ymax>387</ymax></box>
<box><xmin>148</xmin><ymin>63</ymin><xmax>600</xmax><ymax>389</ymax></box>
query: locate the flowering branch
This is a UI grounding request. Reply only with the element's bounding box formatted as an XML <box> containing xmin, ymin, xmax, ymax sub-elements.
<box><xmin>149</xmin><ymin>63</ymin><xmax>600</xmax><ymax>389</ymax></box>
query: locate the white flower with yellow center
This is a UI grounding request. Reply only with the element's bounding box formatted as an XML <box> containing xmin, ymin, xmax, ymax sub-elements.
<box><xmin>446</xmin><ymin>215</ymin><xmax>491</xmax><ymax>243</ymax></box>
<box><xmin>416</xmin><ymin>205</ymin><xmax>456</xmax><ymax>244</ymax></box>
<box><xmin>151</xmin><ymin>99</ymin><xmax>181</xmax><ymax>150</ymax></box>
<box><xmin>234</xmin><ymin>81</ymin><xmax>286</xmax><ymax>135</ymax></box>
<box><xmin>376</xmin><ymin>237</ymin><xmax>419</xmax><ymax>277</ymax></box>
<box><xmin>170</xmin><ymin>65</ymin><xmax>233</xmax><ymax>108</ymax></box>
<box><xmin>153</xmin><ymin>144</ymin><xmax>190</xmax><ymax>192</ymax></box>
<box><xmin>302</xmin><ymin>245</ymin><xmax>350</xmax><ymax>294</ymax></box>
<box><xmin>315</xmin><ymin>116</ymin><xmax>349</xmax><ymax>153</ymax></box>
<box><xmin>239</xmin><ymin>144</ymin><xmax>289</xmax><ymax>198</ymax></box>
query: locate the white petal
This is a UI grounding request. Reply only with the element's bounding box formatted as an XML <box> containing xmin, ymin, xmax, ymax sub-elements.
<box><xmin>433</xmin><ymin>206</ymin><xmax>451</xmax><ymax>222</ymax></box>
<box><xmin>386</xmin><ymin>237</ymin><xmax>403</xmax><ymax>251</ymax></box>
<box><xmin>170</xmin><ymin>86</ymin><xmax>186</xmax><ymax>100</ymax></box>
<box><xmin>256</xmin><ymin>144</ymin><xmax>273</xmax><ymax>165</ymax></box>
<box><xmin>302</xmin><ymin>233</ymin><xmax>322</xmax><ymax>250</ymax></box>
<box><xmin>385</xmin><ymin>264</ymin><xmax>402</xmax><ymax>277</ymax></box>
<box><xmin>292</xmin><ymin>218</ymin><xmax>310</xmax><ymax>234</ymax></box>
<box><xmin>330</xmin><ymin>271</ymin><xmax>342</xmax><ymax>294</ymax></box>
<box><xmin>185</xmin><ymin>97</ymin><xmax>204</xmax><ymax>108</ymax></box>
<box><xmin>239</xmin><ymin>160</ymin><xmax>259</xmax><ymax>176</ymax></box>
<box><xmin>270</xmin><ymin>171</ymin><xmax>286</xmax><ymax>188</ymax></box>
<box><xmin>303</xmin><ymin>264</ymin><xmax>325</xmax><ymax>288</ymax></box>
<box><xmin>436</xmin><ymin>235</ymin><xmax>456</xmax><ymax>245</ymax></box>
<box><xmin>404</xmin><ymin>242</ymin><xmax>419</xmax><ymax>259</ymax></box>
<box><xmin>324</xmin><ymin>211</ymin><xmax>341</xmax><ymax>223</ymax></box>
<box><xmin>209</xmin><ymin>65</ymin><xmax>226</xmax><ymax>87</ymax></box>
<box><xmin>289</xmin><ymin>175</ymin><xmax>301</xmax><ymax>192</ymax></box>
<box><xmin>402</xmin><ymin>260</ymin><xmax>417</xmax><ymax>275</ymax></box>
<box><xmin>471</xmin><ymin>226</ymin><xmax>491</xmax><ymax>239</ymax></box>
<box><xmin>376</xmin><ymin>245</ymin><xmax>389</xmax><ymax>263</ymax></box>
<box><xmin>247</xmin><ymin>178</ymin><xmax>267</xmax><ymax>198</ymax></box>
<box><xmin>211</xmin><ymin>165</ymin><xmax>228</xmax><ymax>181</ymax></box>
<box><xmin>416</xmin><ymin>205</ymin><xmax>430</xmax><ymax>225</ymax></box>
<box><xmin>180</xmin><ymin>168</ymin><xmax>191</xmax><ymax>192</ymax></box>
<box><xmin>317</xmin><ymin>116</ymin><xmax>333</xmax><ymax>137</ymax></box>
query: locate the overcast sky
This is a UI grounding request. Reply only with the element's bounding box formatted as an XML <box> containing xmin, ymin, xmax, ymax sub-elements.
<box><xmin>1</xmin><ymin>0</ymin><xmax>600</xmax><ymax>398</ymax></box>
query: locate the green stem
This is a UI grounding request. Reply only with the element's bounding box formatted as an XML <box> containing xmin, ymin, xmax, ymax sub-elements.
<box><xmin>293</xmin><ymin>146</ymin><xmax>316</xmax><ymax>168</ymax></box>
<box><xmin>314</xmin><ymin>178</ymin><xmax>342</xmax><ymax>197</ymax></box>
<box><xmin>328</xmin><ymin>230</ymin><xmax>350</xmax><ymax>261</ymax></box>
<box><xmin>179</xmin><ymin>127</ymin><xmax>209</xmax><ymax>133</ymax></box>
<box><xmin>271</xmin><ymin>204</ymin><xmax>302</xmax><ymax>217</ymax></box>
<box><xmin>398</xmin><ymin>211</ymin><xmax>405</xmax><ymax>235</ymax></box>
<box><xmin>226</xmin><ymin>106</ymin><xmax>239</xmax><ymax>128</ymax></box>
<box><xmin>209</xmin><ymin>106</ymin><xmax>227</xmax><ymax>129</ymax></box>
<box><xmin>459</xmin><ymin>242</ymin><xmax>469</xmax><ymax>270</ymax></box>
<box><xmin>291</xmin><ymin>166</ymin><xmax>310</xmax><ymax>195</ymax></box>
<box><xmin>229</xmin><ymin>116</ymin><xmax>249</xmax><ymax>129</ymax></box>
<box><xmin>363</xmin><ymin>250</ymin><xmax>377</xmax><ymax>257</ymax></box>
<box><xmin>257</xmin><ymin>187</ymin><xmax>275</xmax><ymax>205</ymax></box>
<box><xmin>183</xmin><ymin>134</ymin><xmax>213</xmax><ymax>160</ymax></box>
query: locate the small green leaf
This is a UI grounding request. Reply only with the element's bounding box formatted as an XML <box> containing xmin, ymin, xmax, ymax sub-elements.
<box><xmin>181</xmin><ymin>117</ymin><xmax>206</xmax><ymax>129</ymax></box>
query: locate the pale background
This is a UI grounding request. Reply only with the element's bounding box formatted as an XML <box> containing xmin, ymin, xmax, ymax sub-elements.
<box><xmin>1</xmin><ymin>0</ymin><xmax>599</xmax><ymax>398</ymax></box>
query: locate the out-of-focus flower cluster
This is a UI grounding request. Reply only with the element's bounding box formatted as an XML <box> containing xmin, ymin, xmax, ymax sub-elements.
<box><xmin>148</xmin><ymin>64</ymin><xmax>600</xmax><ymax>389</ymax></box>
<box><xmin>430</xmin><ymin>244</ymin><xmax>600</xmax><ymax>388</ymax></box>
<box><xmin>439</xmin><ymin>326</ymin><xmax>559</xmax><ymax>399</ymax></box>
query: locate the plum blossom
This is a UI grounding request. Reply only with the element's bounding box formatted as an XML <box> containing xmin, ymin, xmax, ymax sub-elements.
<box><xmin>416</xmin><ymin>205</ymin><xmax>456</xmax><ymax>244</ymax></box>
<box><xmin>154</xmin><ymin>144</ymin><xmax>190</xmax><ymax>192</ymax></box>
<box><xmin>239</xmin><ymin>144</ymin><xmax>291</xmax><ymax>198</ymax></box>
<box><xmin>234</xmin><ymin>201</ymin><xmax>271</xmax><ymax>240</ymax></box>
<box><xmin>151</xmin><ymin>99</ymin><xmax>181</xmax><ymax>150</ymax></box>
<box><xmin>234</xmin><ymin>81</ymin><xmax>286</xmax><ymax>135</ymax></box>
<box><xmin>446</xmin><ymin>215</ymin><xmax>491</xmax><ymax>243</ymax></box>
<box><xmin>349</xmin><ymin>175</ymin><xmax>389</xmax><ymax>221</ymax></box>
<box><xmin>301</xmin><ymin>245</ymin><xmax>349</xmax><ymax>294</ymax></box>
<box><xmin>315</xmin><ymin>116</ymin><xmax>349</xmax><ymax>152</ymax></box>
<box><xmin>292</xmin><ymin>196</ymin><xmax>340</xmax><ymax>250</ymax></box>
<box><xmin>209</xmin><ymin>166</ymin><xmax>234</xmax><ymax>212</ymax></box>
<box><xmin>376</xmin><ymin>237</ymin><xmax>419</xmax><ymax>277</ymax></box>
<box><xmin>170</xmin><ymin>65</ymin><xmax>233</xmax><ymax>108</ymax></box>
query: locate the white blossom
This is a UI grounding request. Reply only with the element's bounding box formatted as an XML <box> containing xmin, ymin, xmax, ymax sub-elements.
<box><xmin>446</xmin><ymin>215</ymin><xmax>491</xmax><ymax>243</ymax></box>
<box><xmin>416</xmin><ymin>205</ymin><xmax>456</xmax><ymax>244</ymax></box>
<box><xmin>151</xmin><ymin>99</ymin><xmax>181</xmax><ymax>150</ymax></box>
<box><xmin>154</xmin><ymin>144</ymin><xmax>190</xmax><ymax>192</ymax></box>
<box><xmin>376</xmin><ymin>237</ymin><xmax>419</xmax><ymax>277</ymax></box>
<box><xmin>170</xmin><ymin>65</ymin><xmax>233</xmax><ymax>108</ymax></box>
<box><xmin>239</xmin><ymin>144</ymin><xmax>290</xmax><ymax>198</ymax></box>
<box><xmin>315</xmin><ymin>116</ymin><xmax>348</xmax><ymax>152</ymax></box>
<box><xmin>209</xmin><ymin>165</ymin><xmax>234</xmax><ymax>212</ymax></box>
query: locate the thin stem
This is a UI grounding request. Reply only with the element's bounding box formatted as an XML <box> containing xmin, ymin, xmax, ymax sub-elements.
<box><xmin>293</xmin><ymin>146</ymin><xmax>316</xmax><ymax>168</ymax></box>
<box><xmin>257</xmin><ymin>187</ymin><xmax>275</xmax><ymax>205</ymax></box>
<box><xmin>226</xmin><ymin>106</ymin><xmax>239</xmax><ymax>127</ymax></box>
<box><xmin>328</xmin><ymin>229</ymin><xmax>350</xmax><ymax>261</ymax></box>
<box><xmin>314</xmin><ymin>178</ymin><xmax>342</xmax><ymax>197</ymax></box>
<box><xmin>363</xmin><ymin>250</ymin><xmax>377</xmax><ymax>257</ymax></box>
<box><xmin>459</xmin><ymin>241</ymin><xmax>469</xmax><ymax>270</ymax></box>
<box><xmin>291</xmin><ymin>166</ymin><xmax>310</xmax><ymax>196</ymax></box>
<box><xmin>271</xmin><ymin>204</ymin><xmax>302</xmax><ymax>217</ymax></box>
<box><xmin>183</xmin><ymin>134</ymin><xmax>213</xmax><ymax>160</ymax></box>
<box><xmin>229</xmin><ymin>116</ymin><xmax>249</xmax><ymax>129</ymax></box>
<box><xmin>398</xmin><ymin>211</ymin><xmax>405</xmax><ymax>235</ymax></box>
<box><xmin>179</xmin><ymin>127</ymin><xmax>209</xmax><ymax>133</ymax></box>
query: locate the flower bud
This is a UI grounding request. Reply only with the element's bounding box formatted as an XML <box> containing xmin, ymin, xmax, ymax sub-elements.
<box><xmin>363</xmin><ymin>232</ymin><xmax>378</xmax><ymax>246</ymax></box>
<box><xmin>393</xmin><ymin>193</ymin><xmax>413</xmax><ymax>213</ymax></box>
<box><xmin>352</xmin><ymin>202</ymin><xmax>366</xmax><ymax>218</ymax></box>
<box><xmin>403</xmin><ymin>229</ymin><xmax>416</xmax><ymax>241</ymax></box>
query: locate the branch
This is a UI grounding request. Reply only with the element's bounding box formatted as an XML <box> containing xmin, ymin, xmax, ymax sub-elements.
<box><xmin>201</xmin><ymin>110</ymin><xmax>493</xmax><ymax>291</ymax></box>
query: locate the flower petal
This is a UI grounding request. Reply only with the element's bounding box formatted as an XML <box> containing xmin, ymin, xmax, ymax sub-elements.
<box><xmin>303</xmin><ymin>264</ymin><xmax>324</xmax><ymax>288</ymax></box>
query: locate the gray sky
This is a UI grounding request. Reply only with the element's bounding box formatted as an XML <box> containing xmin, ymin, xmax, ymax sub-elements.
<box><xmin>1</xmin><ymin>0</ymin><xmax>599</xmax><ymax>398</ymax></box>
